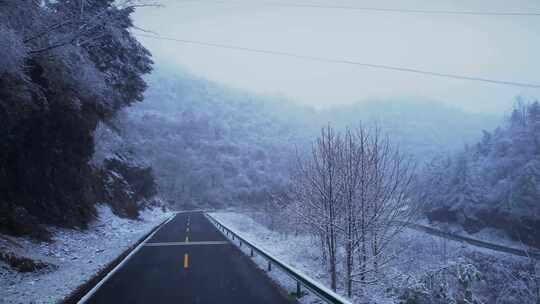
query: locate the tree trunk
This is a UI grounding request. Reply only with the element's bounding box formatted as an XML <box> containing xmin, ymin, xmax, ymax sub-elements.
<box><xmin>372</xmin><ymin>226</ymin><xmax>379</xmax><ymax>275</ymax></box>
<box><xmin>346</xmin><ymin>238</ymin><xmax>353</xmax><ymax>297</ymax></box>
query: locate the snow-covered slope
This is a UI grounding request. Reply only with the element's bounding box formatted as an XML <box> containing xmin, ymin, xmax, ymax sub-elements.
<box><xmin>0</xmin><ymin>205</ymin><xmax>171</xmax><ymax>304</ymax></box>
<box><xmin>211</xmin><ymin>210</ymin><xmax>532</xmax><ymax>304</ymax></box>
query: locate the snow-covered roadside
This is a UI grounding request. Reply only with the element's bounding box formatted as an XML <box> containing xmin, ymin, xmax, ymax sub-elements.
<box><xmin>0</xmin><ymin>205</ymin><xmax>172</xmax><ymax>304</ymax></box>
<box><xmin>210</xmin><ymin>211</ymin><xmax>528</xmax><ymax>304</ymax></box>
<box><xmin>210</xmin><ymin>211</ymin><xmax>343</xmax><ymax>304</ymax></box>
<box><xmin>415</xmin><ymin>217</ymin><xmax>532</xmax><ymax>251</ymax></box>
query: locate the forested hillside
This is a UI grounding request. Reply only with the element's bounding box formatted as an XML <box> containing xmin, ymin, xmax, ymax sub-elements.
<box><xmin>100</xmin><ymin>65</ymin><xmax>498</xmax><ymax>210</ymax></box>
<box><xmin>420</xmin><ymin>100</ymin><xmax>540</xmax><ymax>247</ymax></box>
<box><xmin>96</xmin><ymin>68</ymin><xmax>316</xmax><ymax>209</ymax></box>
<box><xmin>0</xmin><ymin>0</ymin><xmax>155</xmax><ymax>239</ymax></box>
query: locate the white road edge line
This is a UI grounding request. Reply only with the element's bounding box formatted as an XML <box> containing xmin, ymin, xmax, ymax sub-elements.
<box><xmin>77</xmin><ymin>214</ymin><xmax>176</xmax><ymax>304</ymax></box>
<box><xmin>144</xmin><ymin>241</ymin><xmax>229</xmax><ymax>247</ymax></box>
<box><xmin>176</xmin><ymin>209</ymin><xmax>214</xmax><ymax>214</ymax></box>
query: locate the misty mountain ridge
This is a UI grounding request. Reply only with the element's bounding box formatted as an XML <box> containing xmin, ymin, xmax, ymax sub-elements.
<box><xmin>137</xmin><ymin>66</ymin><xmax>500</xmax><ymax>158</ymax></box>
<box><xmin>321</xmin><ymin>98</ymin><xmax>500</xmax><ymax>159</ymax></box>
<box><xmin>101</xmin><ymin>66</ymin><xmax>501</xmax><ymax>208</ymax></box>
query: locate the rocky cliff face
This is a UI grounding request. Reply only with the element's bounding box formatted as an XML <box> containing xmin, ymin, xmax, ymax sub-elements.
<box><xmin>93</xmin><ymin>159</ymin><xmax>158</xmax><ymax>219</ymax></box>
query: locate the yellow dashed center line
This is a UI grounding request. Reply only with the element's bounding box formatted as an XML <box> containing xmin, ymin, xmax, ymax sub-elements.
<box><xmin>183</xmin><ymin>216</ymin><xmax>191</xmax><ymax>270</ymax></box>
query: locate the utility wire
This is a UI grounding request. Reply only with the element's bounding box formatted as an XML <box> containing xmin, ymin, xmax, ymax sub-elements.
<box><xmin>178</xmin><ymin>0</ymin><xmax>540</xmax><ymax>16</ymax></box>
<box><xmin>137</xmin><ymin>33</ymin><xmax>540</xmax><ymax>89</ymax></box>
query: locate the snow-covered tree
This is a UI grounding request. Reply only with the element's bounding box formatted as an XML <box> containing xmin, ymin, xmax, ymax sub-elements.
<box><xmin>288</xmin><ymin>124</ymin><xmax>417</xmax><ymax>295</ymax></box>
<box><xmin>419</xmin><ymin>99</ymin><xmax>540</xmax><ymax>246</ymax></box>
<box><xmin>0</xmin><ymin>0</ymin><xmax>153</xmax><ymax>238</ymax></box>
<box><xmin>291</xmin><ymin>125</ymin><xmax>343</xmax><ymax>291</ymax></box>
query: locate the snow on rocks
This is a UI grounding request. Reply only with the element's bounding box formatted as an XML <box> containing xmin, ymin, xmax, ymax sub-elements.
<box><xmin>0</xmin><ymin>205</ymin><xmax>172</xmax><ymax>304</ymax></box>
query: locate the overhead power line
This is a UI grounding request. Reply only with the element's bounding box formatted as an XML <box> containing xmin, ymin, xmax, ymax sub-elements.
<box><xmin>179</xmin><ymin>0</ymin><xmax>540</xmax><ymax>16</ymax></box>
<box><xmin>136</xmin><ymin>33</ymin><xmax>540</xmax><ymax>89</ymax></box>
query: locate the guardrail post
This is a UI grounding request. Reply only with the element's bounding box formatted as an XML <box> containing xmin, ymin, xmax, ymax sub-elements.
<box><xmin>208</xmin><ymin>214</ymin><xmax>352</xmax><ymax>304</ymax></box>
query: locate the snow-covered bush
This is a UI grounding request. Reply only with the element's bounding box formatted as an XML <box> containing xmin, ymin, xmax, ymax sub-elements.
<box><xmin>396</xmin><ymin>262</ymin><xmax>483</xmax><ymax>304</ymax></box>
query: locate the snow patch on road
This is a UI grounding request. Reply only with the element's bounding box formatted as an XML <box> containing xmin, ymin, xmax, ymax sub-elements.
<box><xmin>0</xmin><ymin>205</ymin><xmax>172</xmax><ymax>304</ymax></box>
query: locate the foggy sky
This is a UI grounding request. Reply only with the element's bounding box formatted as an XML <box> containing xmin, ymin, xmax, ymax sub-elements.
<box><xmin>133</xmin><ymin>0</ymin><xmax>540</xmax><ymax>114</ymax></box>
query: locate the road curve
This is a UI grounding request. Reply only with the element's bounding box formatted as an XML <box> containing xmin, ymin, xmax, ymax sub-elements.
<box><xmin>405</xmin><ymin>222</ymin><xmax>540</xmax><ymax>260</ymax></box>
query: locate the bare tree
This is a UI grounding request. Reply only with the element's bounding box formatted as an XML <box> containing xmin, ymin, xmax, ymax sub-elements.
<box><xmin>290</xmin><ymin>125</ymin><xmax>344</xmax><ymax>291</ymax></box>
<box><xmin>365</xmin><ymin>125</ymin><xmax>416</xmax><ymax>277</ymax></box>
<box><xmin>289</xmin><ymin>123</ymin><xmax>418</xmax><ymax>297</ymax></box>
<box><xmin>338</xmin><ymin>127</ymin><xmax>362</xmax><ymax>297</ymax></box>
<box><xmin>337</xmin><ymin>125</ymin><xmax>379</xmax><ymax>295</ymax></box>
<box><xmin>352</xmin><ymin>125</ymin><xmax>375</xmax><ymax>289</ymax></box>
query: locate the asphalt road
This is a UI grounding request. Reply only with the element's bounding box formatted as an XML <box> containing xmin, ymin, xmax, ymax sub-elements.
<box><xmin>82</xmin><ymin>212</ymin><xmax>294</xmax><ymax>304</ymax></box>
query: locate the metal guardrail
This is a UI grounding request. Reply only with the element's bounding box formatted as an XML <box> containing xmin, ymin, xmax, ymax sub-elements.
<box><xmin>205</xmin><ymin>213</ymin><xmax>352</xmax><ymax>304</ymax></box>
<box><xmin>403</xmin><ymin>222</ymin><xmax>540</xmax><ymax>260</ymax></box>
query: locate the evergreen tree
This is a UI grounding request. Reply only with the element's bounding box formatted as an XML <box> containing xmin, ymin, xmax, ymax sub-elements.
<box><xmin>0</xmin><ymin>0</ymin><xmax>153</xmax><ymax>238</ymax></box>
